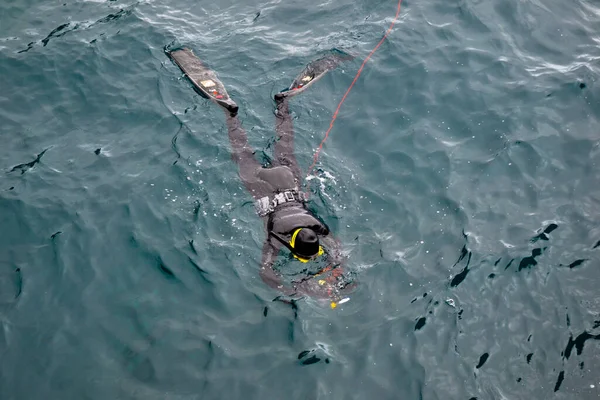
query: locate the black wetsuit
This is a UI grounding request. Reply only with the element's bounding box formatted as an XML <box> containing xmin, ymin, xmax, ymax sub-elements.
<box><xmin>167</xmin><ymin>47</ymin><xmax>352</xmax><ymax>299</ymax></box>
<box><xmin>226</xmin><ymin>99</ymin><xmax>329</xmax><ymax>236</ymax></box>
<box><xmin>224</xmin><ymin>98</ymin><xmax>339</xmax><ymax>293</ymax></box>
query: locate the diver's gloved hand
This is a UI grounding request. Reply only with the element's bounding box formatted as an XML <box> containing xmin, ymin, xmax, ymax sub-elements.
<box><xmin>292</xmin><ymin>277</ymin><xmax>355</xmax><ymax>309</ymax></box>
<box><xmin>292</xmin><ymin>278</ymin><xmax>332</xmax><ymax>299</ymax></box>
<box><xmin>292</xmin><ymin>268</ymin><xmax>355</xmax><ymax>298</ymax></box>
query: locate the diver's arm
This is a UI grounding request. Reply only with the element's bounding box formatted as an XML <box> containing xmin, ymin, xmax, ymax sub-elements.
<box><xmin>259</xmin><ymin>238</ymin><xmax>296</xmax><ymax>296</ymax></box>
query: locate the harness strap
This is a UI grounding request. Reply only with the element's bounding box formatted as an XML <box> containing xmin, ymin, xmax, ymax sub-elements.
<box><xmin>255</xmin><ymin>189</ymin><xmax>304</xmax><ymax>217</ymax></box>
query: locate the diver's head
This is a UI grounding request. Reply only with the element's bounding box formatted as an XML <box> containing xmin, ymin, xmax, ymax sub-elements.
<box><xmin>270</xmin><ymin>228</ymin><xmax>325</xmax><ymax>262</ymax></box>
<box><xmin>290</xmin><ymin>228</ymin><xmax>319</xmax><ymax>258</ymax></box>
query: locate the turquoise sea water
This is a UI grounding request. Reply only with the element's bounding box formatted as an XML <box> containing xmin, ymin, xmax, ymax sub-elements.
<box><xmin>1</xmin><ymin>0</ymin><xmax>600</xmax><ymax>398</ymax></box>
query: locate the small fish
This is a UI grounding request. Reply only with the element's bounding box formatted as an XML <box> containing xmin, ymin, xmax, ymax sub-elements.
<box><xmin>9</xmin><ymin>148</ymin><xmax>50</xmax><ymax>174</ymax></box>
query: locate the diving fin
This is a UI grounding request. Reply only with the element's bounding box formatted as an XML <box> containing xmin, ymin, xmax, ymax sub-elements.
<box><xmin>168</xmin><ymin>48</ymin><xmax>238</xmax><ymax>114</ymax></box>
<box><xmin>275</xmin><ymin>49</ymin><xmax>354</xmax><ymax>100</ymax></box>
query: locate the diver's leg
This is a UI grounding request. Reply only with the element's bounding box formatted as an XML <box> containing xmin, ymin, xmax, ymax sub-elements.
<box><xmin>168</xmin><ymin>48</ymin><xmax>268</xmax><ymax>198</ymax></box>
<box><xmin>225</xmin><ymin>111</ymin><xmax>270</xmax><ymax>198</ymax></box>
<box><xmin>273</xmin><ymin>97</ymin><xmax>302</xmax><ymax>180</ymax></box>
<box><xmin>272</xmin><ymin>50</ymin><xmax>354</xmax><ymax>179</ymax></box>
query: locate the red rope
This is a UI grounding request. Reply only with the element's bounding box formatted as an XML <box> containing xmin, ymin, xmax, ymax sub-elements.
<box><xmin>306</xmin><ymin>0</ymin><xmax>404</xmax><ymax>179</ymax></box>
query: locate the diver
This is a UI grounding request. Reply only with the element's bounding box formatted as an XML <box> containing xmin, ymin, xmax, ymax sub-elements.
<box><xmin>168</xmin><ymin>48</ymin><xmax>354</xmax><ymax>306</ymax></box>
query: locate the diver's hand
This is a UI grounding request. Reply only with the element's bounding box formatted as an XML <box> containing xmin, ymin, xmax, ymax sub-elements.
<box><xmin>292</xmin><ymin>276</ymin><xmax>335</xmax><ymax>299</ymax></box>
<box><xmin>293</xmin><ymin>267</ymin><xmax>356</xmax><ymax>299</ymax></box>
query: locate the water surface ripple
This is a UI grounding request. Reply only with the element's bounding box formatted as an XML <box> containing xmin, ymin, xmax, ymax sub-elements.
<box><xmin>1</xmin><ymin>0</ymin><xmax>599</xmax><ymax>398</ymax></box>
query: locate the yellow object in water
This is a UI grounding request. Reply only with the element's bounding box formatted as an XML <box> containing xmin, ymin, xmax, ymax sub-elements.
<box><xmin>330</xmin><ymin>302</ymin><xmax>337</xmax><ymax>309</ymax></box>
<box><xmin>318</xmin><ymin>280</ymin><xmax>326</xmax><ymax>285</ymax></box>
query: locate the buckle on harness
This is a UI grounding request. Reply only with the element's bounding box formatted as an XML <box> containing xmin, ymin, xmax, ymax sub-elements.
<box><xmin>273</xmin><ymin>193</ymin><xmax>285</xmax><ymax>206</ymax></box>
<box><xmin>255</xmin><ymin>197</ymin><xmax>272</xmax><ymax>217</ymax></box>
<box><xmin>255</xmin><ymin>188</ymin><xmax>303</xmax><ymax>217</ymax></box>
